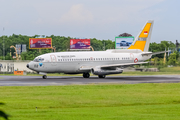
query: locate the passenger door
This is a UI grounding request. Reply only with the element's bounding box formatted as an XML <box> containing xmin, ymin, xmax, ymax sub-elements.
<box><xmin>50</xmin><ymin>55</ymin><xmax>57</xmax><ymax>66</ymax></box>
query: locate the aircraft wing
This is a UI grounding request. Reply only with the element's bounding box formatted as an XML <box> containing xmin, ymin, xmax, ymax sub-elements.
<box><xmin>79</xmin><ymin>62</ymin><xmax>148</xmax><ymax>70</ymax></box>
<box><xmin>100</xmin><ymin>62</ymin><xmax>148</xmax><ymax>68</ymax></box>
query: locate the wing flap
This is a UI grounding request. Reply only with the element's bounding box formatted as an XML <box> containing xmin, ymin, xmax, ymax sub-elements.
<box><xmin>79</xmin><ymin>66</ymin><xmax>93</xmax><ymax>71</ymax></box>
<box><xmin>100</xmin><ymin>62</ymin><xmax>148</xmax><ymax>68</ymax></box>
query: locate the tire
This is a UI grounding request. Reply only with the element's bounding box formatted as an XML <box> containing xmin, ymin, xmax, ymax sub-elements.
<box><xmin>83</xmin><ymin>73</ymin><xmax>90</xmax><ymax>78</ymax></box>
<box><xmin>98</xmin><ymin>75</ymin><xmax>106</xmax><ymax>78</ymax></box>
<box><xmin>42</xmin><ymin>75</ymin><xmax>47</xmax><ymax>79</ymax></box>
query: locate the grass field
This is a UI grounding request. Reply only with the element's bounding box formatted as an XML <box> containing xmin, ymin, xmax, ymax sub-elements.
<box><xmin>1</xmin><ymin>83</ymin><xmax>180</xmax><ymax>120</ymax></box>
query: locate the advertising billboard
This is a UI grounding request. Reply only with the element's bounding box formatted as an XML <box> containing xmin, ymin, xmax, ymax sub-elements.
<box><xmin>115</xmin><ymin>37</ymin><xmax>134</xmax><ymax>49</ymax></box>
<box><xmin>70</xmin><ymin>39</ymin><xmax>90</xmax><ymax>50</ymax></box>
<box><xmin>29</xmin><ymin>38</ymin><xmax>52</xmax><ymax>49</ymax></box>
<box><xmin>16</xmin><ymin>44</ymin><xmax>26</xmax><ymax>54</ymax></box>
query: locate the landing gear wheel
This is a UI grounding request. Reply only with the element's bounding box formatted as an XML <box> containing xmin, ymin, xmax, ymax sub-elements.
<box><xmin>83</xmin><ymin>73</ymin><xmax>90</xmax><ymax>78</ymax></box>
<box><xmin>42</xmin><ymin>75</ymin><xmax>47</xmax><ymax>79</ymax></box>
<box><xmin>98</xmin><ymin>75</ymin><xmax>106</xmax><ymax>78</ymax></box>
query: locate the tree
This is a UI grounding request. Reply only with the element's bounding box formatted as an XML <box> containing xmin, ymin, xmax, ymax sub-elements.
<box><xmin>168</xmin><ymin>53</ymin><xmax>177</xmax><ymax>65</ymax></box>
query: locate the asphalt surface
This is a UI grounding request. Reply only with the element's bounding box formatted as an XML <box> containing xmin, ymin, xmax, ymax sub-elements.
<box><xmin>0</xmin><ymin>75</ymin><xmax>180</xmax><ymax>86</ymax></box>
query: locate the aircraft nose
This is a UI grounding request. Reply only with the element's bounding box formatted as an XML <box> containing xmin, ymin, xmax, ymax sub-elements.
<box><xmin>27</xmin><ymin>64</ymin><xmax>29</xmax><ymax>68</ymax></box>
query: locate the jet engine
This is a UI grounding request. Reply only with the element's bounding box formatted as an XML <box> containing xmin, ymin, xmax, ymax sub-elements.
<box><xmin>92</xmin><ymin>67</ymin><xmax>123</xmax><ymax>75</ymax></box>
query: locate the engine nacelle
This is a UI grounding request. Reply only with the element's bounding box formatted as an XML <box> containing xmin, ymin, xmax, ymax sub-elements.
<box><xmin>92</xmin><ymin>67</ymin><xmax>123</xmax><ymax>75</ymax></box>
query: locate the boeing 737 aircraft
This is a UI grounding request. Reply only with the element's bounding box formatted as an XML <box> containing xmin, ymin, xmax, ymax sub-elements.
<box><xmin>27</xmin><ymin>20</ymin><xmax>165</xmax><ymax>79</ymax></box>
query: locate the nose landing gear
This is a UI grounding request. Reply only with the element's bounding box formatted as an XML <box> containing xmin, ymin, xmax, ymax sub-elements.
<box><xmin>42</xmin><ymin>75</ymin><xmax>47</xmax><ymax>79</ymax></box>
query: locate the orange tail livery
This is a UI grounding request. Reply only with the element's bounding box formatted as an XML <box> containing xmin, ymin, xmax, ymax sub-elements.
<box><xmin>128</xmin><ymin>20</ymin><xmax>154</xmax><ymax>52</ymax></box>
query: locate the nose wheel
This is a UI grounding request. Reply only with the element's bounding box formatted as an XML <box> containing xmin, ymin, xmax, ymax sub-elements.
<box><xmin>42</xmin><ymin>75</ymin><xmax>47</xmax><ymax>79</ymax></box>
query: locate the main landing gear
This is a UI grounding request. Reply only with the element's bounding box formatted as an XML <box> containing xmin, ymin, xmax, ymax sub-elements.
<box><xmin>42</xmin><ymin>75</ymin><xmax>47</xmax><ymax>79</ymax></box>
<box><xmin>83</xmin><ymin>73</ymin><xmax>90</xmax><ymax>78</ymax></box>
<box><xmin>98</xmin><ymin>75</ymin><xmax>106</xmax><ymax>78</ymax></box>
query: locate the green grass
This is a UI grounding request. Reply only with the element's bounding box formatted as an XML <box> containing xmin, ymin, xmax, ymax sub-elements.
<box><xmin>1</xmin><ymin>83</ymin><xmax>180</xmax><ymax>120</ymax></box>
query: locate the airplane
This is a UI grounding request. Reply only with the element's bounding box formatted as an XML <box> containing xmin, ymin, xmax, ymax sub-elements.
<box><xmin>27</xmin><ymin>20</ymin><xmax>166</xmax><ymax>79</ymax></box>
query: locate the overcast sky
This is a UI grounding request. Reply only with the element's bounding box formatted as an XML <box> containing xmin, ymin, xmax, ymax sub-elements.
<box><xmin>0</xmin><ymin>0</ymin><xmax>179</xmax><ymax>43</ymax></box>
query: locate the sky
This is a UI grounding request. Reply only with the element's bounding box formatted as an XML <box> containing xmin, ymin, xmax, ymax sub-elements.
<box><xmin>0</xmin><ymin>0</ymin><xmax>179</xmax><ymax>43</ymax></box>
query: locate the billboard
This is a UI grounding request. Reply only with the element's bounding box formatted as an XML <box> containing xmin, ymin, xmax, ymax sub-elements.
<box><xmin>70</xmin><ymin>39</ymin><xmax>90</xmax><ymax>50</ymax></box>
<box><xmin>115</xmin><ymin>37</ymin><xmax>134</xmax><ymax>49</ymax></box>
<box><xmin>16</xmin><ymin>44</ymin><xmax>26</xmax><ymax>54</ymax></box>
<box><xmin>29</xmin><ymin>38</ymin><xmax>52</xmax><ymax>49</ymax></box>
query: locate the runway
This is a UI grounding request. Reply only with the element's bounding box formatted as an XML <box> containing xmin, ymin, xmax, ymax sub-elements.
<box><xmin>0</xmin><ymin>75</ymin><xmax>180</xmax><ymax>86</ymax></box>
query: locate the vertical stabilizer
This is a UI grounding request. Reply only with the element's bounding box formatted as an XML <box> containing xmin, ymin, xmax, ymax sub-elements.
<box><xmin>128</xmin><ymin>20</ymin><xmax>154</xmax><ymax>52</ymax></box>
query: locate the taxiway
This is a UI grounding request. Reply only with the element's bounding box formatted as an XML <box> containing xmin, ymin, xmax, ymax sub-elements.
<box><xmin>0</xmin><ymin>75</ymin><xmax>180</xmax><ymax>86</ymax></box>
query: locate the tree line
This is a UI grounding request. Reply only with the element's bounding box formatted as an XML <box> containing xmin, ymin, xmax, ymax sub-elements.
<box><xmin>0</xmin><ymin>34</ymin><xmax>178</xmax><ymax>66</ymax></box>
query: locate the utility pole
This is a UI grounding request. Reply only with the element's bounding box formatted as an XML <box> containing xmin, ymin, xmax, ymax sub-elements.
<box><xmin>103</xmin><ymin>42</ymin><xmax>105</xmax><ymax>51</ymax></box>
<box><xmin>3</xmin><ymin>27</ymin><xmax>5</xmax><ymax>75</ymax></box>
<box><xmin>3</xmin><ymin>27</ymin><xmax>5</xmax><ymax>61</ymax></box>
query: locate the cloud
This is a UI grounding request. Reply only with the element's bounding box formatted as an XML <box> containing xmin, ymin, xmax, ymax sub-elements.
<box><xmin>59</xmin><ymin>4</ymin><xmax>93</xmax><ymax>24</ymax></box>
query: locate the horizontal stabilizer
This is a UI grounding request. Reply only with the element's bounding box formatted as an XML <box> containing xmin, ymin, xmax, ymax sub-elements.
<box><xmin>141</xmin><ymin>50</ymin><xmax>171</xmax><ymax>56</ymax></box>
<box><xmin>152</xmin><ymin>50</ymin><xmax>171</xmax><ymax>55</ymax></box>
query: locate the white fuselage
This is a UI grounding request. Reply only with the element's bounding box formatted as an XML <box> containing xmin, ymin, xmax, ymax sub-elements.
<box><xmin>27</xmin><ymin>49</ymin><xmax>152</xmax><ymax>74</ymax></box>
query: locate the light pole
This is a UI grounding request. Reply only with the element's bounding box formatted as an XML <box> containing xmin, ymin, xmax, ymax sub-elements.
<box><xmin>3</xmin><ymin>27</ymin><xmax>5</xmax><ymax>75</ymax></box>
<box><xmin>3</xmin><ymin>27</ymin><xmax>5</xmax><ymax>61</ymax></box>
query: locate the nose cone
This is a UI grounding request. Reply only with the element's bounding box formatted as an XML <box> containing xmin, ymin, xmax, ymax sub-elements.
<box><xmin>27</xmin><ymin>64</ymin><xmax>29</xmax><ymax>68</ymax></box>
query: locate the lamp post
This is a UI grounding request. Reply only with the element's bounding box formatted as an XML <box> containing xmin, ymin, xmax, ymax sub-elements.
<box><xmin>3</xmin><ymin>28</ymin><xmax>5</xmax><ymax>61</ymax></box>
<box><xmin>3</xmin><ymin>27</ymin><xmax>5</xmax><ymax>75</ymax></box>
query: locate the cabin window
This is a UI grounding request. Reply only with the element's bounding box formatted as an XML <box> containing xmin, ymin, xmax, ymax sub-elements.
<box><xmin>33</xmin><ymin>58</ymin><xmax>39</xmax><ymax>62</ymax></box>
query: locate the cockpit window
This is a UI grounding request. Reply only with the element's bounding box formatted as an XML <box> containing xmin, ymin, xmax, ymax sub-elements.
<box><xmin>33</xmin><ymin>57</ymin><xmax>44</xmax><ymax>62</ymax></box>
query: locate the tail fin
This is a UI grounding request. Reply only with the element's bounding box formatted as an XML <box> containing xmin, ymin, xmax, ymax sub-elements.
<box><xmin>128</xmin><ymin>20</ymin><xmax>154</xmax><ymax>52</ymax></box>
